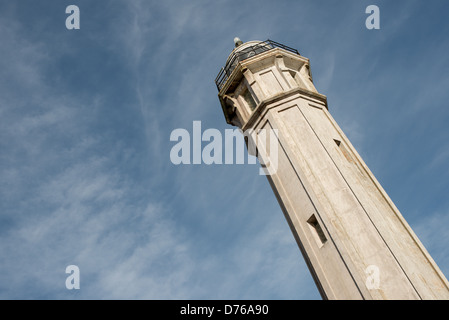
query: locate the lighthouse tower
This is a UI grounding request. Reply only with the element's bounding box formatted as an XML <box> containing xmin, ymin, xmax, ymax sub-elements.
<box><xmin>215</xmin><ymin>38</ymin><xmax>449</xmax><ymax>300</ymax></box>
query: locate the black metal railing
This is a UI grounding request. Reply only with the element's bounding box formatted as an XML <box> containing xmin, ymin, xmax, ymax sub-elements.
<box><xmin>215</xmin><ymin>39</ymin><xmax>300</xmax><ymax>91</ymax></box>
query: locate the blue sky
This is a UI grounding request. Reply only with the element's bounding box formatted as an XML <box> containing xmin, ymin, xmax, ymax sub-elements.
<box><xmin>0</xmin><ymin>0</ymin><xmax>448</xmax><ymax>299</ymax></box>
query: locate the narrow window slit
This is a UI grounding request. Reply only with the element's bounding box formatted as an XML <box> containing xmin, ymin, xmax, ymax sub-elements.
<box><xmin>334</xmin><ymin>138</ymin><xmax>354</xmax><ymax>163</ymax></box>
<box><xmin>307</xmin><ymin>214</ymin><xmax>327</xmax><ymax>248</ymax></box>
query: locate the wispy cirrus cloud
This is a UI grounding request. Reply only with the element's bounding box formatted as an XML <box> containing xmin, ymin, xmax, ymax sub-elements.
<box><xmin>0</xmin><ymin>1</ymin><xmax>319</xmax><ymax>300</ymax></box>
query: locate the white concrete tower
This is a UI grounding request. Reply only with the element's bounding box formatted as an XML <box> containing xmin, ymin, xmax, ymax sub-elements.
<box><xmin>215</xmin><ymin>39</ymin><xmax>449</xmax><ymax>300</ymax></box>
